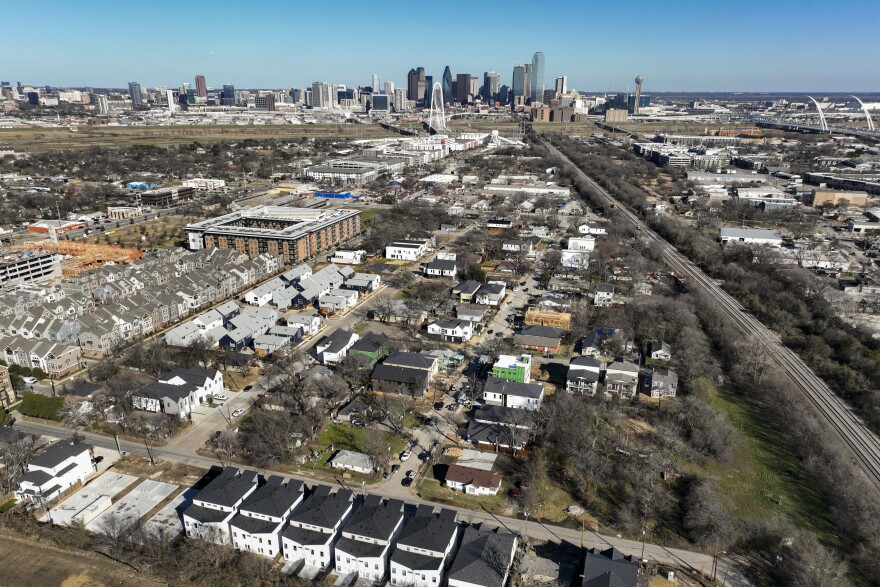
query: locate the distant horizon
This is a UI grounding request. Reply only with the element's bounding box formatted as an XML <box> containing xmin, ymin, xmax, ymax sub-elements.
<box><xmin>3</xmin><ymin>0</ymin><xmax>879</xmax><ymax>92</ymax></box>
<box><xmin>7</xmin><ymin>83</ymin><xmax>880</xmax><ymax>98</ymax></box>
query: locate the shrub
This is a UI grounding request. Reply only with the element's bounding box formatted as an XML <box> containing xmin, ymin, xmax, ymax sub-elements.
<box><xmin>18</xmin><ymin>394</ymin><xmax>64</xmax><ymax>421</ymax></box>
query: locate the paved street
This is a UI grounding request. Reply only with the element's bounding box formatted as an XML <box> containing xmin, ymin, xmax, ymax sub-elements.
<box><xmin>12</xmin><ymin>417</ymin><xmax>746</xmax><ymax>585</ymax></box>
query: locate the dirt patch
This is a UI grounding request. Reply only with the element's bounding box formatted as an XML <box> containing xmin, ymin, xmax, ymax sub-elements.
<box><xmin>110</xmin><ymin>455</ymin><xmax>206</xmax><ymax>486</ymax></box>
<box><xmin>0</xmin><ymin>527</ymin><xmax>160</xmax><ymax>586</ymax></box>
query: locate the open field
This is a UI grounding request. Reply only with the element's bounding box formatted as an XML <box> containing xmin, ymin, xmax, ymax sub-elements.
<box><xmin>0</xmin><ymin>123</ymin><xmax>398</xmax><ymax>151</ymax></box>
<box><xmin>91</xmin><ymin>214</ymin><xmax>192</xmax><ymax>248</ymax></box>
<box><xmin>701</xmin><ymin>381</ymin><xmax>839</xmax><ymax>545</ymax></box>
<box><xmin>0</xmin><ymin>527</ymin><xmax>160</xmax><ymax>587</ymax></box>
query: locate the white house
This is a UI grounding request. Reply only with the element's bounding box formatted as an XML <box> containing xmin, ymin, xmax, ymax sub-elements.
<box><xmin>593</xmin><ymin>283</ymin><xmax>614</xmax><ymax>307</ymax></box>
<box><xmin>444</xmin><ymin>465</ymin><xmax>503</xmax><ymax>496</ymax></box>
<box><xmin>567</xmin><ymin>356</ymin><xmax>602</xmax><ymax>395</ymax></box>
<box><xmin>287</xmin><ymin>314</ymin><xmax>322</xmax><ymax>336</ymax></box>
<box><xmin>15</xmin><ymin>441</ymin><xmax>95</xmax><ymax>504</ymax></box>
<box><xmin>390</xmin><ymin>507</ymin><xmax>459</xmax><ymax>587</ymax></box>
<box><xmin>192</xmin><ymin>309</ymin><xmax>223</xmax><ymax>331</ymax></box>
<box><xmin>475</xmin><ymin>282</ymin><xmax>506</xmax><ymax>306</ymax></box>
<box><xmin>648</xmin><ymin>341</ymin><xmax>671</xmax><ymax>361</ymax></box>
<box><xmin>319</xmin><ymin>288</ymin><xmax>359</xmax><ymax>314</ymax></box>
<box><xmin>482</xmin><ymin>377</ymin><xmax>544</xmax><ymax>410</ymax></box>
<box><xmin>330</xmin><ymin>249</ymin><xmax>367</xmax><ymax>265</ymax></box>
<box><xmin>423</xmin><ymin>259</ymin><xmax>457</xmax><ymax>278</ymax></box>
<box><xmin>329</xmin><ymin>450</ymin><xmax>374</xmax><ymax>475</ymax></box>
<box><xmin>315</xmin><ymin>329</ymin><xmax>359</xmax><ymax>365</ymax></box>
<box><xmin>604</xmin><ymin>360</ymin><xmax>640</xmax><ymax>399</ymax></box>
<box><xmin>281</xmin><ymin>486</ymin><xmax>355</xmax><ymax>572</ymax></box>
<box><xmin>567</xmin><ymin>236</ymin><xmax>596</xmax><ymax>252</ymax></box>
<box><xmin>183</xmin><ymin>467</ymin><xmax>260</xmax><ymax>544</ymax></box>
<box><xmin>447</xmin><ymin>526</ymin><xmax>517</xmax><ymax>587</ymax></box>
<box><xmin>426</xmin><ymin>319</ymin><xmax>473</xmax><ymax>343</ymax></box>
<box><xmin>386</xmin><ymin>240</ymin><xmax>430</xmax><ymax>261</ymax></box>
<box><xmin>131</xmin><ymin>366</ymin><xmax>223</xmax><ymax>420</ymax></box>
<box><xmin>230</xmin><ymin>476</ymin><xmax>304</xmax><ymax>558</ymax></box>
<box><xmin>578</xmin><ymin>223</ymin><xmax>608</xmax><ymax>235</ymax></box>
<box><xmin>335</xmin><ymin>496</ymin><xmax>406</xmax><ymax>584</ymax></box>
<box><xmin>719</xmin><ymin>227</ymin><xmax>783</xmax><ymax>247</ymax></box>
<box><xmin>244</xmin><ymin>277</ymin><xmax>287</xmax><ymax>306</ymax></box>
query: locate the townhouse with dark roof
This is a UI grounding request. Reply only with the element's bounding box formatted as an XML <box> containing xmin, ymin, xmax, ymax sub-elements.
<box><xmin>183</xmin><ymin>467</ymin><xmax>260</xmax><ymax>544</ymax></box>
<box><xmin>390</xmin><ymin>506</ymin><xmax>459</xmax><ymax>587</ymax></box>
<box><xmin>447</xmin><ymin>525</ymin><xmax>517</xmax><ymax>587</ymax></box>
<box><xmin>281</xmin><ymin>486</ymin><xmax>356</xmax><ymax>571</ymax></box>
<box><xmin>335</xmin><ymin>495</ymin><xmax>406</xmax><ymax>584</ymax></box>
<box><xmin>229</xmin><ymin>476</ymin><xmax>304</xmax><ymax>558</ymax></box>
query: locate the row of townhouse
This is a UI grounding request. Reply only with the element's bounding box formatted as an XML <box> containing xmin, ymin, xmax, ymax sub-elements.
<box><xmin>566</xmin><ymin>357</ymin><xmax>678</xmax><ymax>399</ymax></box>
<box><xmin>0</xmin><ymin>334</ymin><xmax>84</xmax><ymax>378</ymax></box>
<box><xmin>182</xmin><ymin>467</ymin><xmax>517</xmax><ymax>587</ymax></box>
<box><xmin>0</xmin><ymin>248</ymin><xmax>284</xmax><ymax>358</ymax></box>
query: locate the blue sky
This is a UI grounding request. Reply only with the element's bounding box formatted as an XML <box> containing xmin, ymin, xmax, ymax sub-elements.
<box><xmin>3</xmin><ymin>0</ymin><xmax>878</xmax><ymax>92</ymax></box>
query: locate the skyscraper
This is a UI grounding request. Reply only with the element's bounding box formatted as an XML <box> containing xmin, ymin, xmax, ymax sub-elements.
<box><xmin>221</xmin><ymin>84</ymin><xmax>235</xmax><ymax>106</ymax></box>
<box><xmin>483</xmin><ymin>71</ymin><xmax>500</xmax><ymax>103</ymax></box>
<box><xmin>530</xmin><ymin>52</ymin><xmax>545</xmax><ymax>102</ymax></box>
<box><xmin>555</xmin><ymin>76</ymin><xmax>568</xmax><ymax>97</ymax></box>
<box><xmin>424</xmin><ymin>75</ymin><xmax>433</xmax><ymax>106</ymax></box>
<box><xmin>128</xmin><ymin>82</ymin><xmax>143</xmax><ymax>108</ymax></box>
<box><xmin>407</xmin><ymin>67</ymin><xmax>426</xmax><ymax>104</ymax></box>
<box><xmin>195</xmin><ymin>75</ymin><xmax>207</xmax><ymax>98</ymax></box>
<box><xmin>311</xmin><ymin>82</ymin><xmax>336</xmax><ymax>109</ymax></box>
<box><xmin>512</xmin><ymin>65</ymin><xmax>525</xmax><ymax>100</ymax></box>
<box><xmin>384</xmin><ymin>81</ymin><xmax>394</xmax><ymax>96</ymax></box>
<box><xmin>455</xmin><ymin>73</ymin><xmax>478</xmax><ymax>105</ymax></box>
<box><xmin>371</xmin><ymin>74</ymin><xmax>380</xmax><ymax>92</ymax></box>
<box><xmin>441</xmin><ymin>66</ymin><xmax>453</xmax><ymax>105</ymax></box>
<box><xmin>393</xmin><ymin>88</ymin><xmax>408</xmax><ymax>112</ymax></box>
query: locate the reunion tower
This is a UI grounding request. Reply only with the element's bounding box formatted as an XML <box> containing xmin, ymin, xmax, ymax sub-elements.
<box><xmin>633</xmin><ymin>74</ymin><xmax>644</xmax><ymax>115</ymax></box>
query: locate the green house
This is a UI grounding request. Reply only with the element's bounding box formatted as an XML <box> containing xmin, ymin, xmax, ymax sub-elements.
<box><xmin>491</xmin><ymin>354</ymin><xmax>532</xmax><ymax>383</ymax></box>
<box><xmin>348</xmin><ymin>332</ymin><xmax>390</xmax><ymax>366</ymax></box>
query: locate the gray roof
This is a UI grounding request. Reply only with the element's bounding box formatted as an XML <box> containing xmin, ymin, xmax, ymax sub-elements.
<box><xmin>454</xmin><ymin>280</ymin><xmax>482</xmax><ymax>295</ymax></box>
<box><xmin>583</xmin><ymin>547</ymin><xmax>639</xmax><ymax>587</ymax></box>
<box><xmin>341</xmin><ymin>495</ymin><xmax>404</xmax><ymax>540</ymax></box>
<box><xmin>570</xmin><ymin>356</ymin><xmax>602</xmax><ymax>370</ymax></box>
<box><xmin>318</xmin><ymin>328</ymin><xmax>356</xmax><ymax>354</ymax></box>
<box><xmin>371</xmin><ymin>364</ymin><xmax>429</xmax><ymax>389</ymax></box>
<box><xmin>239</xmin><ymin>476</ymin><xmax>303</xmax><ymax>518</ymax></box>
<box><xmin>425</xmin><ymin>259</ymin><xmax>457</xmax><ymax>272</ymax></box>
<box><xmin>137</xmin><ymin>380</ymin><xmax>198</xmax><ymax>403</ymax></box>
<box><xmin>477</xmin><ymin>283</ymin><xmax>505</xmax><ymax>296</ymax></box>
<box><xmin>160</xmin><ymin>365</ymin><xmax>218</xmax><ymax>386</ymax></box>
<box><xmin>519</xmin><ymin>325</ymin><xmax>565</xmax><ymax>339</ymax></box>
<box><xmin>182</xmin><ymin>504</ymin><xmax>232</xmax><ymax>524</ymax></box>
<box><xmin>286</xmin><ymin>486</ymin><xmax>354</xmax><ymax>531</ymax></box>
<box><xmin>383</xmin><ymin>351</ymin><xmax>436</xmax><ymax>370</ymax></box>
<box><xmin>30</xmin><ymin>441</ymin><xmax>90</xmax><ymax>469</ymax></box>
<box><xmin>447</xmin><ymin>526</ymin><xmax>517</xmax><ymax>587</ymax></box>
<box><xmin>395</xmin><ymin>506</ymin><xmax>457</xmax><ymax>552</ymax></box>
<box><xmin>485</xmin><ymin>377</ymin><xmax>544</xmax><ymax>399</ymax></box>
<box><xmin>596</xmin><ymin>283</ymin><xmax>614</xmax><ymax>293</ymax></box>
<box><xmin>194</xmin><ymin>467</ymin><xmax>259</xmax><ymax>508</ymax></box>
<box><xmin>229</xmin><ymin>512</ymin><xmax>280</xmax><ymax>535</ymax></box>
<box><xmin>719</xmin><ymin>227</ymin><xmax>782</xmax><ymax>240</ymax></box>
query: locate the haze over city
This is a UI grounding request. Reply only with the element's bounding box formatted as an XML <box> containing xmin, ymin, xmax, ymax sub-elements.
<box><xmin>3</xmin><ymin>0</ymin><xmax>880</xmax><ymax>91</ymax></box>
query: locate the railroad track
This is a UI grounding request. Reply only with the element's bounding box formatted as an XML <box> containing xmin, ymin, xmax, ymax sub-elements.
<box><xmin>544</xmin><ymin>139</ymin><xmax>880</xmax><ymax>490</ymax></box>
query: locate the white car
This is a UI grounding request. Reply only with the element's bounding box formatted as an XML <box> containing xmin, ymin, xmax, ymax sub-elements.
<box><xmin>400</xmin><ymin>450</ymin><xmax>412</xmax><ymax>462</ymax></box>
<box><xmin>213</xmin><ymin>394</ymin><xmax>228</xmax><ymax>402</ymax></box>
<box><xmin>22</xmin><ymin>376</ymin><xmax>38</xmax><ymax>384</ymax></box>
<box><xmin>232</xmin><ymin>408</ymin><xmax>245</xmax><ymax>418</ymax></box>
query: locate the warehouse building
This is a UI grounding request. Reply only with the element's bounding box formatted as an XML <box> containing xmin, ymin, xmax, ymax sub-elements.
<box><xmin>183</xmin><ymin>206</ymin><xmax>362</xmax><ymax>264</ymax></box>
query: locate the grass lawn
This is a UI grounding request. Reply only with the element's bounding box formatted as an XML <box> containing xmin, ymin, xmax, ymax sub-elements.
<box><xmin>311</xmin><ymin>423</ymin><xmax>407</xmax><ymax>460</ymax></box>
<box><xmin>417</xmin><ymin>477</ymin><xmax>512</xmax><ymax>513</ymax></box>
<box><xmin>703</xmin><ymin>383</ymin><xmax>838</xmax><ymax>545</ymax></box>
<box><xmin>90</xmin><ymin>215</ymin><xmax>192</xmax><ymax>248</ymax></box>
<box><xmin>0</xmin><ymin>499</ymin><xmax>16</xmax><ymax>513</ymax></box>
<box><xmin>357</xmin><ymin>207</ymin><xmax>380</xmax><ymax>224</ymax></box>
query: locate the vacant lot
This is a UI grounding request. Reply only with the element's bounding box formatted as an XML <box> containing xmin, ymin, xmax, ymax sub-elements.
<box><xmin>0</xmin><ymin>124</ymin><xmax>397</xmax><ymax>151</ymax></box>
<box><xmin>0</xmin><ymin>527</ymin><xmax>160</xmax><ymax>586</ymax></box>
<box><xmin>91</xmin><ymin>214</ymin><xmax>192</xmax><ymax>248</ymax></box>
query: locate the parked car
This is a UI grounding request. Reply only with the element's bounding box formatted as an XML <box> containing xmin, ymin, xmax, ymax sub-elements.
<box><xmin>232</xmin><ymin>408</ymin><xmax>245</xmax><ymax>418</ymax></box>
<box><xmin>22</xmin><ymin>376</ymin><xmax>37</xmax><ymax>384</ymax></box>
<box><xmin>400</xmin><ymin>450</ymin><xmax>412</xmax><ymax>462</ymax></box>
<box><xmin>213</xmin><ymin>394</ymin><xmax>228</xmax><ymax>401</ymax></box>
<box><xmin>434</xmin><ymin>402</ymin><xmax>444</xmax><ymax>410</ymax></box>
<box><xmin>243</xmin><ymin>385</ymin><xmax>253</xmax><ymax>392</ymax></box>
<box><xmin>423</xmin><ymin>418</ymin><xmax>434</xmax><ymax>427</ymax></box>
<box><xmin>401</xmin><ymin>477</ymin><xmax>413</xmax><ymax>487</ymax></box>
<box><xmin>418</xmin><ymin>451</ymin><xmax>430</xmax><ymax>461</ymax></box>
<box><xmin>406</xmin><ymin>470</ymin><xmax>416</xmax><ymax>479</ymax></box>
<box><xmin>391</xmin><ymin>464</ymin><xmax>401</xmax><ymax>473</ymax></box>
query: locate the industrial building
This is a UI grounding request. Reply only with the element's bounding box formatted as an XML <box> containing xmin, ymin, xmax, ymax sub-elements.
<box><xmin>183</xmin><ymin>206</ymin><xmax>362</xmax><ymax>264</ymax></box>
<box><xmin>138</xmin><ymin>186</ymin><xmax>196</xmax><ymax>208</ymax></box>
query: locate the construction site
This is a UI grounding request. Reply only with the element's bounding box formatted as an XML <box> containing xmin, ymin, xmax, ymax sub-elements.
<box><xmin>6</xmin><ymin>241</ymin><xmax>144</xmax><ymax>276</ymax></box>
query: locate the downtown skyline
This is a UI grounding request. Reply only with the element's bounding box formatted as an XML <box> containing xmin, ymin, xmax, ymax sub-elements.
<box><xmin>3</xmin><ymin>0</ymin><xmax>879</xmax><ymax>92</ymax></box>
